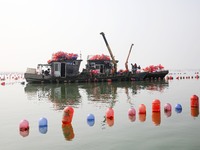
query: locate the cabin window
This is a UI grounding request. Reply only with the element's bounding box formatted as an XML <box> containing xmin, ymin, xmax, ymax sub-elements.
<box><xmin>55</xmin><ymin>64</ymin><xmax>59</xmax><ymax>71</ymax></box>
<box><xmin>90</xmin><ymin>62</ymin><xmax>95</xmax><ymax>68</ymax></box>
<box><xmin>96</xmin><ymin>65</ymin><xmax>100</xmax><ymax>69</ymax></box>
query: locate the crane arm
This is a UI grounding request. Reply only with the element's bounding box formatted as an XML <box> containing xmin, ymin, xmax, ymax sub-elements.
<box><xmin>100</xmin><ymin>32</ymin><xmax>117</xmax><ymax>72</ymax></box>
<box><xmin>125</xmin><ymin>44</ymin><xmax>134</xmax><ymax>71</ymax></box>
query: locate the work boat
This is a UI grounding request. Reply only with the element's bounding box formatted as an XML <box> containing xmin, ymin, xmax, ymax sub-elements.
<box><xmin>24</xmin><ymin>52</ymin><xmax>147</xmax><ymax>84</ymax></box>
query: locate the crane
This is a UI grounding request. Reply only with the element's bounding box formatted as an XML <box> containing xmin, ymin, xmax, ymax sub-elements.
<box><xmin>100</xmin><ymin>32</ymin><xmax>117</xmax><ymax>73</ymax></box>
<box><xmin>125</xmin><ymin>44</ymin><xmax>134</xmax><ymax>71</ymax></box>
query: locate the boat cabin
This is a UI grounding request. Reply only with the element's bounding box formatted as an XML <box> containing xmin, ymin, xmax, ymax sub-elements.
<box><xmin>37</xmin><ymin>60</ymin><xmax>82</xmax><ymax>78</ymax></box>
<box><xmin>86</xmin><ymin>55</ymin><xmax>118</xmax><ymax>75</ymax></box>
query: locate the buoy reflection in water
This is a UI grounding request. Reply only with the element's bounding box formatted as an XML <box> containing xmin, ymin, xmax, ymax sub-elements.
<box><xmin>62</xmin><ymin>123</ymin><xmax>75</xmax><ymax>141</ymax></box>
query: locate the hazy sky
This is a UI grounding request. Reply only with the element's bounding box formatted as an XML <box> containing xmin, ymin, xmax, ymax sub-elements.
<box><xmin>0</xmin><ymin>0</ymin><xmax>199</xmax><ymax>72</ymax></box>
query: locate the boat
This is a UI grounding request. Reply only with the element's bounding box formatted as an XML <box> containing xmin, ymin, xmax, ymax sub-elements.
<box><xmin>24</xmin><ymin>52</ymin><xmax>147</xmax><ymax>83</ymax></box>
<box><xmin>24</xmin><ymin>32</ymin><xmax>168</xmax><ymax>84</ymax></box>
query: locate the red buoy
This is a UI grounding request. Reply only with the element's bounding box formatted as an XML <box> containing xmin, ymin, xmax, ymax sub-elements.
<box><xmin>106</xmin><ymin>107</ymin><xmax>114</xmax><ymax>126</ymax></box>
<box><xmin>152</xmin><ymin>99</ymin><xmax>160</xmax><ymax>112</ymax></box>
<box><xmin>62</xmin><ymin>106</ymin><xmax>74</xmax><ymax>124</ymax></box>
<box><xmin>190</xmin><ymin>95</ymin><xmax>199</xmax><ymax>107</ymax></box>
<box><xmin>139</xmin><ymin>104</ymin><xmax>146</xmax><ymax>114</ymax></box>
<box><xmin>106</xmin><ymin>107</ymin><xmax>114</xmax><ymax>119</ymax></box>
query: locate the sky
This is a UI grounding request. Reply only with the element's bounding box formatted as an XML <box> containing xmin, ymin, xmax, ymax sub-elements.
<box><xmin>0</xmin><ymin>0</ymin><xmax>200</xmax><ymax>72</ymax></box>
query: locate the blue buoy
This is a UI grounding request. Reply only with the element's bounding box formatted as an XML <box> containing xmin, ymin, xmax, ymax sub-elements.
<box><xmin>39</xmin><ymin>117</ymin><xmax>48</xmax><ymax>134</ymax></box>
<box><xmin>87</xmin><ymin>114</ymin><xmax>95</xmax><ymax>126</ymax></box>
<box><xmin>39</xmin><ymin>117</ymin><xmax>48</xmax><ymax>127</ymax></box>
<box><xmin>175</xmin><ymin>104</ymin><xmax>182</xmax><ymax>113</ymax></box>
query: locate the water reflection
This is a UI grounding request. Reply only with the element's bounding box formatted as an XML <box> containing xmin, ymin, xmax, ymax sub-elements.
<box><xmin>80</xmin><ymin>80</ymin><xmax>169</xmax><ymax>107</ymax></box>
<box><xmin>24</xmin><ymin>84</ymin><xmax>82</xmax><ymax>110</ymax></box>
<box><xmin>25</xmin><ymin>81</ymin><xmax>168</xmax><ymax>107</ymax></box>
<box><xmin>62</xmin><ymin>123</ymin><xmax>75</xmax><ymax>141</ymax></box>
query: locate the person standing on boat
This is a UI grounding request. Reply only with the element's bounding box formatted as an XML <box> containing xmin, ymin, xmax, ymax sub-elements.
<box><xmin>131</xmin><ymin>63</ymin><xmax>137</xmax><ymax>73</ymax></box>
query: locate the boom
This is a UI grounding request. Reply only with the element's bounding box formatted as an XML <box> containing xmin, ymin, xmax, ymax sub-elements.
<box><xmin>100</xmin><ymin>32</ymin><xmax>117</xmax><ymax>73</ymax></box>
<box><xmin>125</xmin><ymin>44</ymin><xmax>134</xmax><ymax>71</ymax></box>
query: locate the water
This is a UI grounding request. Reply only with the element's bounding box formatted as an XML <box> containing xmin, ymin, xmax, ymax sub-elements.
<box><xmin>0</xmin><ymin>71</ymin><xmax>200</xmax><ymax>150</ymax></box>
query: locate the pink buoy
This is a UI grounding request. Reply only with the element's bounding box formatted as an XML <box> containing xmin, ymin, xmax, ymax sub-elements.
<box><xmin>139</xmin><ymin>104</ymin><xmax>146</xmax><ymax>114</ymax></box>
<box><xmin>152</xmin><ymin>99</ymin><xmax>160</xmax><ymax>112</ymax></box>
<box><xmin>19</xmin><ymin>119</ymin><xmax>29</xmax><ymax>131</ymax></box>
<box><xmin>62</xmin><ymin>106</ymin><xmax>74</xmax><ymax>124</ymax></box>
<box><xmin>128</xmin><ymin>107</ymin><xmax>136</xmax><ymax>116</ymax></box>
<box><xmin>190</xmin><ymin>95</ymin><xmax>199</xmax><ymax>107</ymax></box>
<box><xmin>164</xmin><ymin>103</ymin><xmax>172</xmax><ymax>112</ymax></box>
<box><xmin>128</xmin><ymin>107</ymin><xmax>136</xmax><ymax>122</ymax></box>
<box><xmin>19</xmin><ymin>119</ymin><xmax>29</xmax><ymax>137</ymax></box>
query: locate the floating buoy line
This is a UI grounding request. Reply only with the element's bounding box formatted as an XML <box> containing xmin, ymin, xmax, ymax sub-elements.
<box><xmin>19</xmin><ymin>94</ymin><xmax>199</xmax><ymax>139</ymax></box>
<box><xmin>166</xmin><ymin>71</ymin><xmax>199</xmax><ymax>80</ymax></box>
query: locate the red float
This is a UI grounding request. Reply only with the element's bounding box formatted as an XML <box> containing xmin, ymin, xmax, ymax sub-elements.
<box><xmin>152</xmin><ymin>99</ymin><xmax>160</xmax><ymax>112</ymax></box>
<box><xmin>190</xmin><ymin>95</ymin><xmax>199</xmax><ymax>107</ymax></box>
<box><xmin>139</xmin><ymin>104</ymin><xmax>146</xmax><ymax>114</ymax></box>
<box><xmin>62</xmin><ymin>106</ymin><xmax>74</xmax><ymax>124</ymax></box>
<box><xmin>106</xmin><ymin>107</ymin><xmax>114</xmax><ymax>119</ymax></box>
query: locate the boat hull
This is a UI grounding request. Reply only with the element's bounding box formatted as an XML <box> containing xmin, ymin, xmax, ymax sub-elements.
<box><xmin>144</xmin><ymin>70</ymin><xmax>169</xmax><ymax>80</ymax></box>
<box><xmin>24</xmin><ymin>71</ymin><xmax>148</xmax><ymax>84</ymax></box>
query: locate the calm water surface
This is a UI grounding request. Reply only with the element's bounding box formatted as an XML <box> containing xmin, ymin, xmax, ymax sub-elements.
<box><xmin>0</xmin><ymin>71</ymin><xmax>200</xmax><ymax>150</ymax></box>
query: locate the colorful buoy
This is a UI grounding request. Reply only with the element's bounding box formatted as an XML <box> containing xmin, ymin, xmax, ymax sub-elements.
<box><xmin>164</xmin><ymin>103</ymin><xmax>172</xmax><ymax>112</ymax></box>
<box><xmin>128</xmin><ymin>107</ymin><xmax>136</xmax><ymax>122</ymax></box>
<box><xmin>190</xmin><ymin>95</ymin><xmax>199</xmax><ymax>107</ymax></box>
<box><xmin>106</xmin><ymin>107</ymin><xmax>114</xmax><ymax>119</ymax></box>
<box><xmin>152</xmin><ymin>99</ymin><xmax>160</xmax><ymax>112</ymax></box>
<box><xmin>87</xmin><ymin>114</ymin><xmax>95</xmax><ymax>126</ymax></box>
<box><xmin>62</xmin><ymin>106</ymin><xmax>74</xmax><ymax>124</ymax></box>
<box><xmin>175</xmin><ymin>104</ymin><xmax>182</xmax><ymax>113</ymax></box>
<box><xmin>106</xmin><ymin>107</ymin><xmax>114</xmax><ymax>126</ymax></box>
<box><xmin>139</xmin><ymin>104</ymin><xmax>146</xmax><ymax>114</ymax></box>
<box><xmin>39</xmin><ymin>117</ymin><xmax>48</xmax><ymax>134</ymax></box>
<box><xmin>39</xmin><ymin>117</ymin><xmax>48</xmax><ymax>127</ymax></box>
<box><xmin>19</xmin><ymin>119</ymin><xmax>29</xmax><ymax>131</ymax></box>
<box><xmin>19</xmin><ymin>119</ymin><xmax>29</xmax><ymax>137</ymax></box>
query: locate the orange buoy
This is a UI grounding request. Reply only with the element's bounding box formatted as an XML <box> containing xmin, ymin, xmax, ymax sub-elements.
<box><xmin>152</xmin><ymin>112</ymin><xmax>161</xmax><ymax>126</ymax></box>
<box><xmin>139</xmin><ymin>104</ymin><xmax>146</xmax><ymax>114</ymax></box>
<box><xmin>62</xmin><ymin>106</ymin><xmax>74</xmax><ymax>124</ymax></box>
<box><xmin>190</xmin><ymin>95</ymin><xmax>199</xmax><ymax>107</ymax></box>
<box><xmin>152</xmin><ymin>99</ymin><xmax>160</xmax><ymax>112</ymax></box>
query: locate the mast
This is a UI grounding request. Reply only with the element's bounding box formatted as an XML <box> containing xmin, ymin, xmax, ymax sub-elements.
<box><xmin>125</xmin><ymin>44</ymin><xmax>134</xmax><ymax>71</ymax></box>
<box><xmin>100</xmin><ymin>32</ymin><xmax>117</xmax><ymax>73</ymax></box>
